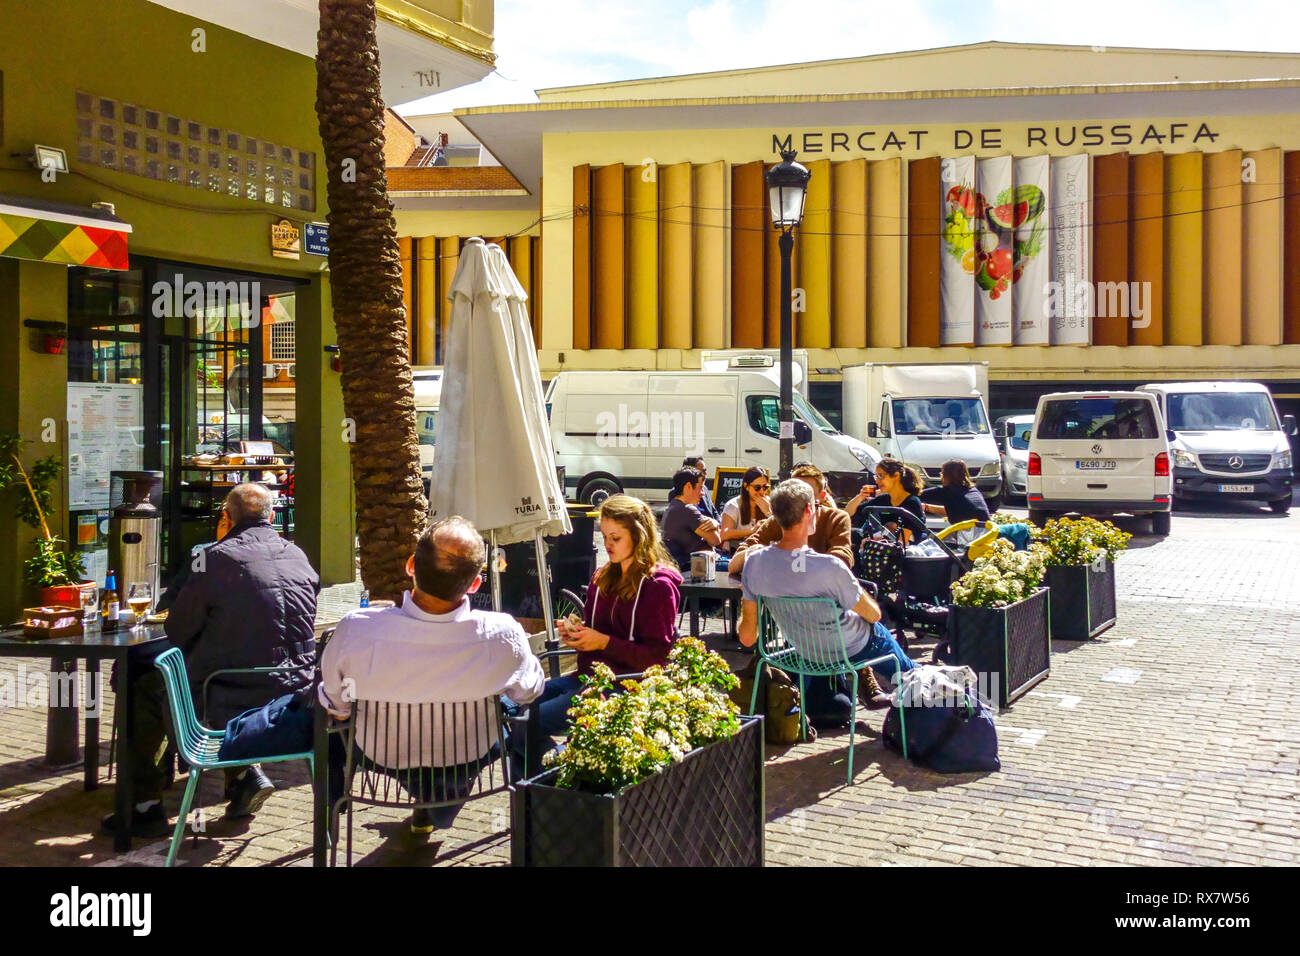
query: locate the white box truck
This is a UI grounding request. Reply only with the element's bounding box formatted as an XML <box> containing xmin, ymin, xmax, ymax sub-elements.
<box><xmin>412</xmin><ymin>366</ymin><xmax>442</xmax><ymax>494</ymax></box>
<box><xmin>546</xmin><ymin>368</ymin><xmax>878</xmax><ymax>505</ymax></box>
<box><xmin>1138</xmin><ymin>381</ymin><xmax>1295</xmax><ymax>514</ymax></box>
<box><xmin>842</xmin><ymin>362</ymin><xmax>1003</xmax><ymax>505</ymax></box>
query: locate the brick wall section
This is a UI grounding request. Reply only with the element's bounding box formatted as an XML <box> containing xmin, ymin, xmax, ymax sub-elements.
<box><xmin>382</xmin><ymin>109</ymin><xmax>421</xmax><ymax>168</ymax></box>
<box><xmin>386</xmin><ymin>166</ymin><xmax>526</xmax><ymax>192</ymax></box>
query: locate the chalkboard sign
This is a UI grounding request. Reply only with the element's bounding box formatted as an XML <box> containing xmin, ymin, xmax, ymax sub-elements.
<box><xmin>712</xmin><ymin>467</ymin><xmax>750</xmax><ymax>510</ymax></box>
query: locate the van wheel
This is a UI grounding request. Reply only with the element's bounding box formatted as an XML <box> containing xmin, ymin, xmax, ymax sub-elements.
<box><xmin>1027</xmin><ymin>508</ymin><xmax>1048</xmax><ymax>527</ymax></box>
<box><xmin>1151</xmin><ymin>511</ymin><xmax>1172</xmax><ymax>536</ymax></box>
<box><xmin>578</xmin><ymin>477</ymin><xmax>620</xmax><ymax>507</ymax></box>
<box><xmin>1268</xmin><ymin>497</ymin><xmax>1292</xmax><ymax>514</ymax></box>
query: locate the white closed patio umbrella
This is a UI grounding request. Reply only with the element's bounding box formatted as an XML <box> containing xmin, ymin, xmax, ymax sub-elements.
<box><xmin>430</xmin><ymin>237</ymin><xmax>571</xmax><ymax>645</ymax></box>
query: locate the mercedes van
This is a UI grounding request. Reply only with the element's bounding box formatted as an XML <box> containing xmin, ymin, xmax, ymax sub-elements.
<box><xmin>1138</xmin><ymin>381</ymin><xmax>1295</xmax><ymax>514</ymax></box>
<box><xmin>546</xmin><ymin>369</ymin><xmax>878</xmax><ymax>505</ymax></box>
<box><xmin>1027</xmin><ymin>391</ymin><xmax>1173</xmax><ymax>535</ymax></box>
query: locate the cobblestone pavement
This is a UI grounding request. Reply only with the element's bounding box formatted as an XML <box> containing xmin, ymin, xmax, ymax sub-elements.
<box><xmin>1</xmin><ymin>496</ymin><xmax>1296</xmax><ymax>867</ymax></box>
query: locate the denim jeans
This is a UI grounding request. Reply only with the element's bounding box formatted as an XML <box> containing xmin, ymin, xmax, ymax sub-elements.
<box><xmin>801</xmin><ymin>621</ymin><xmax>915</xmax><ymax>726</ymax></box>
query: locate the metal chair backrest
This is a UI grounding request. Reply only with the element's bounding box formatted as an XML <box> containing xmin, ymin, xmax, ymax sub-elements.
<box><xmin>152</xmin><ymin>647</ymin><xmax>211</xmax><ymax>768</ymax></box>
<box><xmin>755</xmin><ymin>596</ymin><xmax>856</xmax><ymax>677</ymax></box>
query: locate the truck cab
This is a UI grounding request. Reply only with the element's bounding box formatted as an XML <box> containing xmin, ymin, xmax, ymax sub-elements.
<box><xmin>1138</xmin><ymin>381</ymin><xmax>1295</xmax><ymax>514</ymax></box>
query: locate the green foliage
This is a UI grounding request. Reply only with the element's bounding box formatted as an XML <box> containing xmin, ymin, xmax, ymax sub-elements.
<box><xmin>1037</xmin><ymin>516</ymin><xmax>1131</xmax><ymax>567</ymax></box>
<box><xmin>1</xmin><ymin>430</ymin><xmax>85</xmax><ymax>588</ymax></box>
<box><xmin>543</xmin><ymin>637</ymin><xmax>741</xmax><ymax>794</ymax></box>
<box><xmin>24</xmin><ymin>537</ymin><xmax>86</xmax><ymax>589</ymax></box>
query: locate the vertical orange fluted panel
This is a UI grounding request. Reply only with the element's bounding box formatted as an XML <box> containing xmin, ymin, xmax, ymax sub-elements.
<box><xmin>659</xmin><ymin>162</ymin><xmax>694</xmax><ymax>349</ymax></box>
<box><xmin>533</xmin><ymin>235</ymin><xmax>543</xmax><ymax>344</ymax></box>
<box><xmin>507</xmin><ymin>235</ymin><xmax>534</xmax><ymax>343</ymax></box>
<box><xmin>795</xmin><ymin>159</ymin><xmax>832</xmax><ymax>348</ymax></box>
<box><xmin>592</xmin><ymin>163</ymin><xmax>625</xmax><ymax>349</ymax></box>
<box><xmin>415</xmin><ymin>237</ymin><xmax>437</xmax><ymax>365</ymax></box>
<box><xmin>731</xmin><ymin>162</ymin><xmax>767</xmax><ymax>348</ymax></box>
<box><xmin>831</xmin><ymin>159</ymin><xmax>868</xmax><ymax>348</ymax></box>
<box><xmin>398</xmin><ymin>236</ymin><xmax>414</xmax><ymax>345</ymax></box>
<box><xmin>906</xmin><ymin>157</ymin><xmax>940</xmax><ymax>348</ymax></box>
<box><xmin>572</xmin><ymin>164</ymin><xmax>593</xmax><ymax>350</ymax></box>
<box><xmin>763</xmin><ymin>219</ymin><xmax>782</xmax><ymax>348</ymax></box>
<box><xmin>625</xmin><ymin>165</ymin><xmax>659</xmax><ymax>349</ymax></box>
<box><xmin>1091</xmin><ymin>152</ymin><xmax>1130</xmax><ymax>347</ymax></box>
<box><xmin>1242</xmin><ymin>149</ymin><xmax>1283</xmax><ymax>346</ymax></box>
<box><xmin>692</xmin><ymin>161</ymin><xmax>726</xmax><ymax>350</ymax></box>
<box><xmin>437</xmin><ymin>236</ymin><xmax>459</xmax><ymax>363</ymax></box>
<box><xmin>1286</xmin><ymin>152</ymin><xmax>1300</xmax><ymax>344</ymax></box>
<box><xmin>868</xmin><ymin>157</ymin><xmax>905</xmax><ymax>348</ymax></box>
<box><xmin>1165</xmin><ymin>152</ymin><xmax>1204</xmax><ymax>346</ymax></box>
<box><xmin>1203</xmin><ymin>149</ymin><xmax>1243</xmax><ymax>346</ymax></box>
<box><xmin>1129</xmin><ymin>153</ymin><xmax>1164</xmax><ymax>347</ymax></box>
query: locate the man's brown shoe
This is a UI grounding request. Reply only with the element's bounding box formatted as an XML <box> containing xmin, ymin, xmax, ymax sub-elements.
<box><xmin>857</xmin><ymin>666</ymin><xmax>892</xmax><ymax>710</ymax></box>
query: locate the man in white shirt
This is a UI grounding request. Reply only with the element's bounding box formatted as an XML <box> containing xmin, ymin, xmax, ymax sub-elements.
<box><xmin>320</xmin><ymin>516</ymin><xmax>545</xmax><ymax>834</ymax></box>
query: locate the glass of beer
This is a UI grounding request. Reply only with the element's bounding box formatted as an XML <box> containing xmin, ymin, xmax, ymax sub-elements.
<box><xmin>126</xmin><ymin>582</ymin><xmax>153</xmax><ymax>633</ymax></box>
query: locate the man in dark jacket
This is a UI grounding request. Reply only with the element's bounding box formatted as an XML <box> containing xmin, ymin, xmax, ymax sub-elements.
<box><xmin>102</xmin><ymin>483</ymin><xmax>319</xmax><ymax>838</ymax></box>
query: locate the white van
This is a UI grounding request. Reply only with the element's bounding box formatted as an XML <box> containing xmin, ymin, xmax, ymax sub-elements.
<box><xmin>1027</xmin><ymin>391</ymin><xmax>1173</xmax><ymax>535</ymax></box>
<box><xmin>546</xmin><ymin>369</ymin><xmax>878</xmax><ymax>505</ymax></box>
<box><xmin>1137</xmin><ymin>381</ymin><xmax>1295</xmax><ymax>514</ymax></box>
<box><xmin>412</xmin><ymin>366</ymin><xmax>442</xmax><ymax>493</ymax></box>
<box><xmin>842</xmin><ymin>363</ymin><xmax>1003</xmax><ymax>505</ymax></box>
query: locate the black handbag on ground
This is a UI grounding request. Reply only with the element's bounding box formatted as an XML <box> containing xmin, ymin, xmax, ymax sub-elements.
<box><xmin>882</xmin><ymin>686</ymin><xmax>999</xmax><ymax>773</ymax></box>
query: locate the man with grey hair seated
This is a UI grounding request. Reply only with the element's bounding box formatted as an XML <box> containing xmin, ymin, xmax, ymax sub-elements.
<box><xmin>103</xmin><ymin>483</ymin><xmax>320</xmax><ymax>839</ymax></box>
<box><xmin>737</xmin><ymin>478</ymin><xmax>915</xmax><ymax>726</ymax></box>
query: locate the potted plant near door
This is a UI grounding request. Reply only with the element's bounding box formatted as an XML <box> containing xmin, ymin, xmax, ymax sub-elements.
<box><xmin>512</xmin><ymin>638</ymin><xmax>764</xmax><ymax>867</ymax></box>
<box><xmin>948</xmin><ymin>539</ymin><xmax>1051</xmax><ymax>708</ymax></box>
<box><xmin>1038</xmin><ymin>517</ymin><xmax>1131</xmax><ymax>640</ymax></box>
<box><xmin>0</xmin><ymin>432</ymin><xmax>91</xmax><ymax>606</ymax></box>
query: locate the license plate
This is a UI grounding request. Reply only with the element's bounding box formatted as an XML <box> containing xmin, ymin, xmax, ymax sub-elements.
<box><xmin>1217</xmin><ymin>484</ymin><xmax>1254</xmax><ymax>493</ymax></box>
<box><xmin>1075</xmin><ymin>459</ymin><xmax>1117</xmax><ymax>470</ymax></box>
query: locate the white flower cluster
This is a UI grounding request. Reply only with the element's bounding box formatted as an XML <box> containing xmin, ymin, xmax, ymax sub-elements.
<box><xmin>950</xmin><ymin>539</ymin><xmax>1048</xmax><ymax>608</ymax></box>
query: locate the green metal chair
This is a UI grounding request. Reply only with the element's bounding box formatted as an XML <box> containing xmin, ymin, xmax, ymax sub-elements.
<box><xmin>152</xmin><ymin>646</ymin><xmax>315</xmax><ymax>867</ymax></box>
<box><xmin>751</xmin><ymin>596</ymin><xmax>907</xmax><ymax>785</ymax></box>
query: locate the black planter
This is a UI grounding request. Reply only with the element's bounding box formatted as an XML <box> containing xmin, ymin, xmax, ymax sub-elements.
<box><xmin>948</xmin><ymin>587</ymin><xmax>1050</xmax><ymax>709</ymax></box>
<box><xmin>1045</xmin><ymin>560</ymin><xmax>1117</xmax><ymax>640</ymax></box>
<box><xmin>511</xmin><ymin>715</ymin><xmax>764</xmax><ymax>867</ymax></box>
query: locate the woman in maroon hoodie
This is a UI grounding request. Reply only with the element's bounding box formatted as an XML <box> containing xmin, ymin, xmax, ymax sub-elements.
<box><xmin>534</xmin><ymin>494</ymin><xmax>682</xmax><ymax>737</ymax></box>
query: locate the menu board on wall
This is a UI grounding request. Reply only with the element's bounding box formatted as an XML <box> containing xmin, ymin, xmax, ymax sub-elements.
<box><xmin>67</xmin><ymin>383</ymin><xmax>144</xmax><ymax>510</ymax></box>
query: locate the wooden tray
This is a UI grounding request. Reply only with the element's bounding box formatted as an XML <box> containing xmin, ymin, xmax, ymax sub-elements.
<box><xmin>21</xmin><ymin>605</ymin><xmax>84</xmax><ymax>639</ymax></box>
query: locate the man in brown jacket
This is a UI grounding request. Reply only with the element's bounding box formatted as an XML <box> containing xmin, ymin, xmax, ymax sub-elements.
<box><xmin>729</xmin><ymin>464</ymin><xmax>854</xmax><ymax>574</ymax></box>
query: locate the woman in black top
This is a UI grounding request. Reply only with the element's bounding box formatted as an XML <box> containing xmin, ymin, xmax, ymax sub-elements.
<box><xmin>845</xmin><ymin>458</ymin><xmax>926</xmax><ymax>544</ymax></box>
<box><xmin>919</xmin><ymin>460</ymin><xmax>991</xmax><ymax>525</ymax></box>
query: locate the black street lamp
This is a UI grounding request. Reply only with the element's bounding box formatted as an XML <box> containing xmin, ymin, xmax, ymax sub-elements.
<box><xmin>765</xmin><ymin>148</ymin><xmax>810</xmax><ymax>481</ymax></box>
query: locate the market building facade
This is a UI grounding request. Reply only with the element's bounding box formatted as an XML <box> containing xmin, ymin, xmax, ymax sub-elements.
<box><xmin>0</xmin><ymin>0</ymin><xmax>495</xmax><ymax>620</ymax></box>
<box><xmin>393</xmin><ymin>42</ymin><xmax>1300</xmax><ymax>426</ymax></box>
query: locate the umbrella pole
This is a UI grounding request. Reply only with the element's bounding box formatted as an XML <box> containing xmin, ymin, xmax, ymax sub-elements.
<box><xmin>489</xmin><ymin>529</ymin><xmax>502</xmax><ymax>612</ymax></box>
<box><xmin>534</xmin><ymin>531</ymin><xmax>561</xmax><ymax>678</ymax></box>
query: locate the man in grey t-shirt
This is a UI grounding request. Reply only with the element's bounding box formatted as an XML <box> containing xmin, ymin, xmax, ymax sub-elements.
<box><xmin>738</xmin><ymin>479</ymin><xmax>914</xmax><ymax>714</ymax></box>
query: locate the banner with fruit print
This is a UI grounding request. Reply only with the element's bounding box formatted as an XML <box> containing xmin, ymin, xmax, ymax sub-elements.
<box><xmin>975</xmin><ymin>156</ymin><xmax>1014</xmax><ymax>346</ymax></box>
<box><xmin>1049</xmin><ymin>153</ymin><xmax>1092</xmax><ymax>345</ymax></box>
<box><xmin>939</xmin><ymin>155</ymin><xmax>976</xmax><ymax>345</ymax></box>
<box><xmin>1012</xmin><ymin>154</ymin><xmax>1051</xmax><ymax>345</ymax></box>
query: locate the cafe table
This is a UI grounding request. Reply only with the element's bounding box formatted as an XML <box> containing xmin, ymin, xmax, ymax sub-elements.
<box><xmin>0</xmin><ymin>620</ymin><xmax>171</xmax><ymax>852</ymax></box>
<box><xmin>679</xmin><ymin>572</ymin><xmax>744</xmax><ymax>640</ymax></box>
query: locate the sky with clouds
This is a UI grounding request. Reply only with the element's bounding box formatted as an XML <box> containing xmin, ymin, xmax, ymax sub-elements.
<box><xmin>396</xmin><ymin>0</ymin><xmax>1300</xmax><ymax>115</ymax></box>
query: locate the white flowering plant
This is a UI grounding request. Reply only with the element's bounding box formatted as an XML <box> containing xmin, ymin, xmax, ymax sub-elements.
<box><xmin>950</xmin><ymin>538</ymin><xmax>1050</xmax><ymax>608</ymax></box>
<box><xmin>542</xmin><ymin>637</ymin><xmax>741</xmax><ymax>794</ymax></box>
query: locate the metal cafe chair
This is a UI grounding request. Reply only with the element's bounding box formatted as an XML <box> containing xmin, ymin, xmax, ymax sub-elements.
<box><xmin>329</xmin><ymin>696</ymin><xmax>512</xmax><ymax>866</ymax></box>
<box><xmin>752</xmin><ymin>596</ymin><xmax>907</xmax><ymax>785</ymax></box>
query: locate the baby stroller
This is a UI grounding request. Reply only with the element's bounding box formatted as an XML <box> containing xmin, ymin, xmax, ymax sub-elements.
<box><xmin>854</xmin><ymin>505</ymin><xmax>998</xmax><ymax>651</ymax></box>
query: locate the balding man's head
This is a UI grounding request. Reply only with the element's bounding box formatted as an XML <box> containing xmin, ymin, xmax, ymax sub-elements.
<box><xmin>224</xmin><ymin>483</ymin><xmax>274</xmax><ymax>525</ymax></box>
<box><xmin>412</xmin><ymin>516</ymin><xmax>487</xmax><ymax>602</ymax></box>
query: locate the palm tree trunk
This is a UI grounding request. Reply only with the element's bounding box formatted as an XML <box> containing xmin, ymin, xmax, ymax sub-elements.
<box><xmin>316</xmin><ymin>0</ymin><xmax>427</xmax><ymax>600</ymax></box>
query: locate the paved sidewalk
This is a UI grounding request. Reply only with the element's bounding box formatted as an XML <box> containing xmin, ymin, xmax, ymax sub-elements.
<box><xmin>1</xmin><ymin>499</ymin><xmax>1296</xmax><ymax>866</ymax></box>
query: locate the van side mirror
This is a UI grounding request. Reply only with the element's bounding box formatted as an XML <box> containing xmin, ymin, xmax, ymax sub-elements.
<box><xmin>1166</xmin><ymin>428</ymin><xmax>1177</xmax><ymax>443</ymax></box>
<box><xmin>794</xmin><ymin>420</ymin><xmax>813</xmax><ymax>445</ymax></box>
<box><xmin>1284</xmin><ymin>414</ymin><xmax>1298</xmax><ymax>437</ymax></box>
<box><xmin>867</xmin><ymin>421</ymin><xmax>878</xmax><ymax>438</ymax></box>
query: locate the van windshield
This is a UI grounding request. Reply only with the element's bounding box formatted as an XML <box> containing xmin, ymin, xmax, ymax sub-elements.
<box><xmin>892</xmin><ymin>398</ymin><xmax>988</xmax><ymax>435</ymax></box>
<box><xmin>792</xmin><ymin>392</ymin><xmax>837</xmax><ymax>433</ymax></box>
<box><xmin>1037</xmin><ymin>398</ymin><xmax>1159</xmax><ymax>440</ymax></box>
<box><xmin>1167</xmin><ymin>392</ymin><xmax>1279</xmax><ymax>431</ymax></box>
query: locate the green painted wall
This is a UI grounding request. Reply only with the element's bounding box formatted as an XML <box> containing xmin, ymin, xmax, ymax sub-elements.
<box><xmin>0</xmin><ymin>0</ymin><xmax>356</xmax><ymax>618</ymax></box>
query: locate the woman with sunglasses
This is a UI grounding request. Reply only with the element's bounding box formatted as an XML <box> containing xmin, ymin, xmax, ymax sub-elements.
<box><xmin>719</xmin><ymin>466</ymin><xmax>771</xmax><ymax>553</ymax></box>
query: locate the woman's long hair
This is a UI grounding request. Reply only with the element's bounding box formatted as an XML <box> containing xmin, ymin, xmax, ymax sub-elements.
<box><xmin>877</xmin><ymin>457</ymin><xmax>924</xmax><ymax>496</ymax></box>
<box><xmin>739</xmin><ymin>466</ymin><xmax>767</xmax><ymax>526</ymax></box>
<box><xmin>941</xmin><ymin>458</ymin><xmax>973</xmax><ymax>490</ymax></box>
<box><xmin>594</xmin><ymin>495</ymin><xmax>675</xmax><ymax>602</ymax></box>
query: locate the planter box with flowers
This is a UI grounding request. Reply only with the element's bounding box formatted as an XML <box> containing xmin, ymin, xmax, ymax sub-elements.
<box><xmin>1037</xmin><ymin>517</ymin><xmax>1131</xmax><ymax>641</ymax></box>
<box><xmin>948</xmin><ymin>539</ymin><xmax>1051</xmax><ymax>708</ymax></box>
<box><xmin>511</xmin><ymin>638</ymin><xmax>764</xmax><ymax>867</ymax></box>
